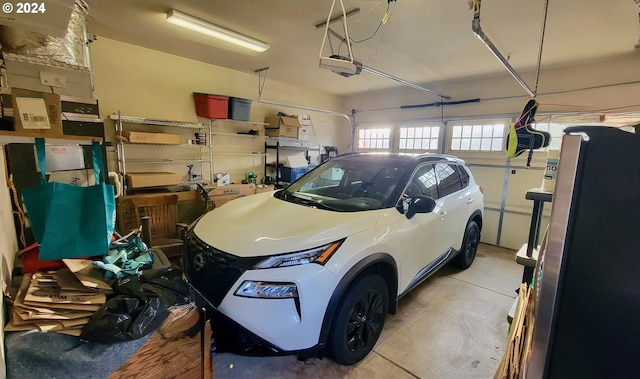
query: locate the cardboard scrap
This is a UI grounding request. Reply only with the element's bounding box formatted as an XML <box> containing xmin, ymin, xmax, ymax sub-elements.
<box><xmin>4</xmin><ymin>268</ymin><xmax>109</xmax><ymax>334</ymax></box>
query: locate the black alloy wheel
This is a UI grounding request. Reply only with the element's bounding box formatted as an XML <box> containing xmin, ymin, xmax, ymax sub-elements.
<box><xmin>327</xmin><ymin>274</ymin><xmax>389</xmax><ymax>365</ymax></box>
<box><xmin>453</xmin><ymin>220</ymin><xmax>480</xmax><ymax>269</ymax></box>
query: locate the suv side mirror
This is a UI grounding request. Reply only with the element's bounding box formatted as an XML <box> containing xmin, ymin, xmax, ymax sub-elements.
<box><xmin>406</xmin><ymin>195</ymin><xmax>436</xmax><ymax>219</ymax></box>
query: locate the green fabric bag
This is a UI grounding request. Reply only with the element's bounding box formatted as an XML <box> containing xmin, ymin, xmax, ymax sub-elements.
<box><xmin>22</xmin><ymin>138</ymin><xmax>116</xmax><ymax>260</ymax></box>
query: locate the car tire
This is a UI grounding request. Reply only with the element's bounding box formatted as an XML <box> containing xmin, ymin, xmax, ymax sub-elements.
<box><xmin>326</xmin><ymin>274</ymin><xmax>389</xmax><ymax>365</ymax></box>
<box><xmin>453</xmin><ymin>220</ymin><xmax>480</xmax><ymax>269</ymax></box>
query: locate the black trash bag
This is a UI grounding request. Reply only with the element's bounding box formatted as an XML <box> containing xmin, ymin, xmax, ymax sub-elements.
<box><xmin>80</xmin><ymin>268</ymin><xmax>190</xmax><ymax>344</ymax></box>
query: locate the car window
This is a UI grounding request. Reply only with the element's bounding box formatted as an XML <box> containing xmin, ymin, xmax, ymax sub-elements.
<box><xmin>435</xmin><ymin>163</ymin><xmax>463</xmax><ymax>197</ymax></box>
<box><xmin>280</xmin><ymin>158</ymin><xmax>408</xmax><ymax>211</ymax></box>
<box><xmin>457</xmin><ymin>165</ymin><xmax>470</xmax><ymax>188</ymax></box>
<box><xmin>301</xmin><ymin>167</ymin><xmax>344</xmax><ymax>191</ymax></box>
<box><xmin>411</xmin><ymin>164</ymin><xmax>438</xmax><ymax>199</ymax></box>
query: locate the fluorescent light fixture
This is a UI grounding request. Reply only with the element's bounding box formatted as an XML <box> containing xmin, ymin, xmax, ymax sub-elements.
<box><xmin>166</xmin><ymin>9</ymin><xmax>269</xmax><ymax>52</ymax></box>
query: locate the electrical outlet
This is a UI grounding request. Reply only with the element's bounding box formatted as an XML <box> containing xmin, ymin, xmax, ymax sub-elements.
<box><xmin>40</xmin><ymin>71</ymin><xmax>67</xmax><ymax>88</ymax></box>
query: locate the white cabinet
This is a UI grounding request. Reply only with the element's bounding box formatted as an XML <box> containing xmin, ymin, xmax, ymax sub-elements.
<box><xmin>111</xmin><ymin>112</ymin><xmax>213</xmax><ymax>195</ymax></box>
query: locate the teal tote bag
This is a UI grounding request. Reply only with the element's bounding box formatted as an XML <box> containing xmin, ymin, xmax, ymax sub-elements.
<box><xmin>22</xmin><ymin>138</ymin><xmax>116</xmax><ymax>260</ymax></box>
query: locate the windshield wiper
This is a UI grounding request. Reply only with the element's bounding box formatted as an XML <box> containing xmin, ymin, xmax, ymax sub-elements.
<box><xmin>288</xmin><ymin>193</ymin><xmax>342</xmax><ymax>211</ymax></box>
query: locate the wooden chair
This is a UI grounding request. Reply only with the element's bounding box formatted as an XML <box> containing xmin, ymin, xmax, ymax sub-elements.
<box><xmin>130</xmin><ymin>194</ymin><xmax>185</xmax><ymax>259</ymax></box>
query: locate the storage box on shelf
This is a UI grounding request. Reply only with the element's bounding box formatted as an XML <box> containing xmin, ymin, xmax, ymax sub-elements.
<box><xmin>264</xmin><ymin>115</ymin><xmax>300</xmax><ymax>138</ymax></box>
<box><xmin>228</xmin><ymin>97</ymin><xmax>252</xmax><ymax>121</ymax></box>
<box><xmin>193</xmin><ymin>92</ymin><xmax>253</xmax><ymax>122</ymax></box>
<box><xmin>0</xmin><ymin>88</ymin><xmax>103</xmax><ymax>145</ymax></box>
<box><xmin>193</xmin><ymin>93</ymin><xmax>228</xmax><ymax>119</ymax></box>
<box><xmin>111</xmin><ymin>113</ymin><xmax>213</xmax><ymax>195</ymax></box>
<box><xmin>11</xmin><ymin>88</ymin><xmax>63</xmax><ymax>134</ymax></box>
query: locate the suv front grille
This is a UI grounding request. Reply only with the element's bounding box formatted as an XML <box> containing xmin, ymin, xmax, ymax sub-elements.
<box><xmin>183</xmin><ymin>230</ymin><xmax>263</xmax><ymax>307</ymax></box>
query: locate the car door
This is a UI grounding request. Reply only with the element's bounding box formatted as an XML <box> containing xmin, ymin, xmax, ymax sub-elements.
<box><xmin>397</xmin><ymin>164</ymin><xmax>450</xmax><ymax>292</ymax></box>
<box><xmin>434</xmin><ymin>163</ymin><xmax>471</xmax><ymax>248</ymax></box>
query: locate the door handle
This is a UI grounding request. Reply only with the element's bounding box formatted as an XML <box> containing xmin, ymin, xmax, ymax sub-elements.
<box><xmin>439</xmin><ymin>211</ymin><xmax>447</xmax><ymax>219</ymax></box>
<box><xmin>466</xmin><ymin>198</ymin><xmax>473</xmax><ymax>204</ymax></box>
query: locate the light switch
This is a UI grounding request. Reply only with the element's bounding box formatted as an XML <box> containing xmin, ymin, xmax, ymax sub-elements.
<box><xmin>40</xmin><ymin>71</ymin><xmax>67</xmax><ymax>88</ymax></box>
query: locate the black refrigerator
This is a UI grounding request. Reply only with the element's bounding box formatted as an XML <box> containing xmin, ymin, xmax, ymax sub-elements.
<box><xmin>526</xmin><ymin>126</ymin><xmax>640</xmax><ymax>378</ymax></box>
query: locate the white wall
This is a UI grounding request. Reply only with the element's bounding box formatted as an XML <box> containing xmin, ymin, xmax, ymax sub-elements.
<box><xmin>90</xmin><ymin>38</ymin><xmax>353</xmax><ymax>184</ymax></box>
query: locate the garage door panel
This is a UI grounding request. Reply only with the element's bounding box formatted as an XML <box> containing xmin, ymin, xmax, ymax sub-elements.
<box><xmin>480</xmin><ymin>209</ymin><xmax>500</xmax><ymax>246</ymax></box>
<box><xmin>467</xmin><ymin>166</ymin><xmax>504</xmax><ymax>207</ymax></box>
<box><xmin>505</xmin><ymin>168</ymin><xmax>546</xmax><ymax>209</ymax></box>
<box><xmin>500</xmin><ymin>212</ymin><xmax>551</xmax><ymax>251</ymax></box>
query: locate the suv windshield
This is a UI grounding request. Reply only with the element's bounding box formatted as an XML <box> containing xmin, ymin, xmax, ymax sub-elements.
<box><xmin>276</xmin><ymin>157</ymin><xmax>408</xmax><ymax>212</ymax></box>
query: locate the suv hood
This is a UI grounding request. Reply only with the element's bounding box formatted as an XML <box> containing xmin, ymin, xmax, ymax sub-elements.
<box><xmin>192</xmin><ymin>192</ymin><xmax>380</xmax><ymax>257</ymax></box>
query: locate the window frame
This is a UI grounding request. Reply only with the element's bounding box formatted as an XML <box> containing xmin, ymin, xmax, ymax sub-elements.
<box><xmin>356</xmin><ymin>126</ymin><xmax>393</xmax><ymax>152</ymax></box>
<box><xmin>446</xmin><ymin>118</ymin><xmax>511</xmax><ymax>156</ymax></box>
<box><xmin>396</xmin><ymin>123</ymin><xmax>442</xmax><ymax>154</ymax></box>
<box><xmin>356</xmin><ymin>122</ymin><xmax>445</xmax><ymax>154</ymax></box>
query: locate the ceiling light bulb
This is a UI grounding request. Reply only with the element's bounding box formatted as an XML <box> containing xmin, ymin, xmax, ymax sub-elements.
<box><xmin>166</xmin><ymin>9</ymin><xmax>269</xmax><ymax>52</ymax></box>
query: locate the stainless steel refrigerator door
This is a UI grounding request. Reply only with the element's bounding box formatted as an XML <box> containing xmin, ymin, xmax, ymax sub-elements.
<box><xmin>525</xmin><ymin>133</ymin><xmax>583</xmax><ymax>378</ymax></box>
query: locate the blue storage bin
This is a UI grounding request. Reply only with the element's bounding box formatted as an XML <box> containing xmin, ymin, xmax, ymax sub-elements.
<box><xmin>280</xmin><ymin>166</ymin><xmax>310</xmax><ymax>182</ymax></box>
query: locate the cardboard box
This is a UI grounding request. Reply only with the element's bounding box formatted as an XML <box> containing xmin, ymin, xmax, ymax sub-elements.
<box><xmin>123</xmin><ymin>131</ymin><xmax>182</xmax><ymax>145</ymax></box>
<box><xmin>126</xmin><ymin>172</ymin><xmax>182</xmax><ymax>188</ymax></box>
<box><xmin>256</xmin><ymin>184</ymin><xmax>276</xmax><ymax>193</ymax></box>
<box><xmin>207</xmin><ymin>183</ymin><xmax>256</xmax><ymax>208</ymax></box>
<box><xmin>265</xmin><ymin>115</ymin><xmax>300</xmax><ymax>139</ymax></box>
<box><xmin>11</xmin><ymin>88</ymin><xmax>62</xmax><ymax>135</ymax></box>
<box><xmin>287</xmin><ymin>155</ymin><xmax>309</xmax><ymax>168</ymax></box>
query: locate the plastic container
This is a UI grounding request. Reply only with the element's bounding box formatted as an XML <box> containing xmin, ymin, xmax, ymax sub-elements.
<box><xmin>193</xmin><ymin>93</ymin><xmax>228</xmax><ymax>119</ymax></box>
<box><xmin>280</xmin><ymin>167</ymin><xmax>310</xmax><ymax>182</ymax></box>
<box><xmin>541</xmin><ymin>149</ymin><xmax>559</xmax><ymax>192</ymax></box>
<box><xmin>228</xmin><ymin>97</ymin><xmax>252</xmax><ymax>121</ymax></box>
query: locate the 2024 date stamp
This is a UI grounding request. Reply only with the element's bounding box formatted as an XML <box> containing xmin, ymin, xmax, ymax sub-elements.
<box><xmin>2</xmin><ymin>2</ymin><xmax>47</xmax><ymax>14</ymax></box>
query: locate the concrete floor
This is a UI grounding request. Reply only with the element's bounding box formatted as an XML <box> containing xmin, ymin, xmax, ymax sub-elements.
<box><xmin>211</xmin><ymin>243</ymin><xmax>522</xmax><ymax>379</ymax></box>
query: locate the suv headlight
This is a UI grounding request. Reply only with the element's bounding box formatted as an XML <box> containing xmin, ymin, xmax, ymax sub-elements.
<box><xmin>235</xmin><ymin>281</ymin><xmax>298</xmax><ymax>299</ymax></box>
<box><xmin>254</xmin><ymin>239</ymin><xmax>345</xmax><ymax>269</ymax></box>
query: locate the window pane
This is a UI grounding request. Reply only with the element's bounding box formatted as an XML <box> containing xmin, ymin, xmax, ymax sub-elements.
<box><xmin>493</xmin><ymin>124</ymin><xmax>504</xmax><ymax>137</ymax></box>
<box><xmin>357</xmin><ymin>127</ymin><xmax>391</xmax><ymax>152</ymax></box>
<box><xmin>436</xmin><ymin>163</ymin><xmax>462</xmax><ymax>198</ymax></box>
<box><xmin>472</xmin><ymin>125</ymin><xmax>482</xmax><ymax>137</ymax></box>
<box><xmin>414</xmin><ymin>164</ymin><xmax>438</xmax><ymax>198</ymax></box>
<box><xmin>450</xmin><ymin>122</ymin><xmax>506</xmax><ymax>152</ymax></box>
<box><xmin>398</xmin><ymin>125</ymin><xmax>440</xmax><ymax>151</ymax></box>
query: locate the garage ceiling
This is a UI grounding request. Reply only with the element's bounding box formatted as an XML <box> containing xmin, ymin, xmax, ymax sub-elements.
<box><xmin>82</xmin><ymin>0</ymin><xmax>640</xmax><ymax>98</ymax></box>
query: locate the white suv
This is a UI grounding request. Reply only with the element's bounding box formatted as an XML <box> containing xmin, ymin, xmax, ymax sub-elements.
<box><xmin>184</xmin><ymin>153</ymin><xmax>484</xmax><ymax>365</ymax></box>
